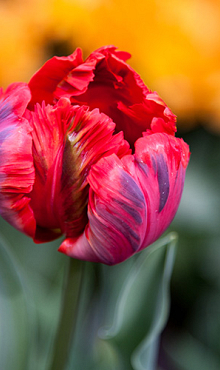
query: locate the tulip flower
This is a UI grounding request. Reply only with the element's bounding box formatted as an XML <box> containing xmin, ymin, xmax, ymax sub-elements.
<box><xmin>0</xmin><ymin>46</ymin><xmax>190</xmax><ymax>265</ymax></box>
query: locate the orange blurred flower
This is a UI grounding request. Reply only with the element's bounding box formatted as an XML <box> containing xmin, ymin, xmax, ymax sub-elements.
<box><xmin>1</xmin><ymin>0</ymin><xmax>220</xmax><ymax>131</ymax></box>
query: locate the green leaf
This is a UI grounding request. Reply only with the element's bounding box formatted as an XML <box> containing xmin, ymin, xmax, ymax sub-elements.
<box><xmin>0</xmin><ymin>218</ymin><xmax>72</xmax><ymax>370</ymax></box>
<box><xmin>0</xmin><ymin>234</ymin><xmax>31</xmax><ymax>370</ymax></box>
<box><xmin>99</xmin><ymin>232</ymin><xmax>178</xmax><ymax>370</ymax></box>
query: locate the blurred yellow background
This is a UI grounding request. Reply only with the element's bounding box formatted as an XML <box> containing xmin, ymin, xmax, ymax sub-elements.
<box><xmin>1</xmin><ymin>0</ymin><xmax>220</xmax><ymax>131</ymax></box>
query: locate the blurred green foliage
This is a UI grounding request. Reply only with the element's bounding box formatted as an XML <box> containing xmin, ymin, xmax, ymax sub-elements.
<box><xmin>162</xmin><ymin>127</ymin><xmax>220</xmax><ymax>370</ymax></box>
<box><xmin>1</xmin><ymin>127</ymin><xmax>220</xmax><ymax>370</ymax></box>
<box><xmin>0</xmin><ymin>216</ymin><xmax>176</xmax><ymax>370</ymax></box>
<box><xmin>0</xmin><ymin>219</ymin><xmax>67</xmax><ymax>370</ymax></box>
<box><xmin>67</xmin><ymin>234</ymin><xmax>177</xmax><ymax>370</ymax></box>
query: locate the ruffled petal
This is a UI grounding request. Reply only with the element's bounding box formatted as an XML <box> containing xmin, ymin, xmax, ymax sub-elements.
<box><xmin>27</xmin><ymin>98</ymin><xmax>130</xmax><ymax>241</ymax></box>
<box><xmin>28</xmin><ymin>45</ymin><xmax>176</xmax><ymax>147</ymax></box>
<box><xmin>28</xmin><ymin>48</ymin><xmax>85</xmax><ymax>109</ymax></box>
<box><xmin>69</xmin><ymin>47</ymin><xmax>150</xmax><ymax>146</ymax></box>
<box><xmin>58</xmin><ymin>154</ymin><xmax>147</xmax><ymax>264</ymax></box>
<box><xmin>128</xmin><ymin>132</ymin><xmax>190</xmax><ymax>249</ymax></box>
<box><xmin>0</xmin><ymin>82</ymin><xmax>31</xmax><ymax>116</ymax></box>
<box><xmin>0</xmin><ymin>83</ymin><xmax>36</xmax><ymax>237</ymax></box>
<box><xmin>60</xmin><ymin>47</ymin><xmax>177</xmax><ymax>145</ymax></box>
<box><xmin>25</xmin><ymin>98</ymin><xmax>72</xmax><ymax>232</ymax></box>
<box><xmin>58</xmin><ymin>133</ymin><xmax>189</xmax><ymax>265</ymax></box>
<box><xmin>55</xmin><ymin>105</ymin><xmax>131</xmax><ymax>238</ymax></box>
<box><xmin>55</xmin><ymin>45</ymin><xmax>132</xmax><ymax>102</ymax></box>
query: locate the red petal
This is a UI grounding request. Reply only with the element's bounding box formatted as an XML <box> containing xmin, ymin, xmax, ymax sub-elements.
<box><xmin>56</xmin><ymin>105</ymin><xmax>131</xmax><ymax>238</ymax></box>
<box><xmin>28</xmin><ymin>45</ymin><xmax>176</xmax><ymax>147</ymax></box>
<box><xmin>26</xmin><ymin>98</ymin><xmax>74</xmax><ymax>230</ymax></box>
<box><xmin>130</xmin><ymin>133</ymin><xmax>190</xmax><ymax>249</ymax></box>
<box><xmin>28</xmin><ymin>48</ymin><xmax>84</xmax><ymax>109</ymax></box>
<box><xmin>0</xmin><ymin>194</ymin><xmax>36</xmax><ymax>238</ymax></box>
<box><xmin>66</xmin><ymin>47</ymin><xmax>176</xmax><ymax>146</ymax></box>
<box><xmin>0</xmin><ymin>84</ymin><xmax>35</xmax><ymax>237</ymax></box>
<box><xmin>1</xmin><ymin>83</ymin><xmax>31</xmax><ymax>116</ymax></box>
<box><xmin>27</xmin><ymin>98</ymin><xmax>130</xmax><ymax>240</ymax></box>
<box><xmin>58</xmin><ymin>133</ymin><xmax>190</xmax><ymax>265</ymax></box>
<box><xmin>88</xmin><ymin>45</ymin><xmax>131</xmax><ymax>62</ymax></box>
<box><xmin>69</xmin><ymin>49</ymin><xmax>148</xmax><ymax>146</ymax></box>
<box><xmin>58</xmin><ymin>154</ymin><xmax>147</xmax><ymax>264</ymax></box>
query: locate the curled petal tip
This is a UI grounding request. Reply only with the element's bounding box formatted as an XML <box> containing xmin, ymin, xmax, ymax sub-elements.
<box><xmin>58</xmin><ymin>234</ymin><xmax>102</xmax><ymax>263</ymax></box>
<box><xmin>57</xmin><ymin>243</ymin><xmax>66</xmax><ymax>255</ymax></box>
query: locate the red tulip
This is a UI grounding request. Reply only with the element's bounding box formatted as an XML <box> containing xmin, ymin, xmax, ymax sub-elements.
<box><xmin>0</xmin><ymin>46</ymin><xmax>190</xmax><ymax>264</ymax></box>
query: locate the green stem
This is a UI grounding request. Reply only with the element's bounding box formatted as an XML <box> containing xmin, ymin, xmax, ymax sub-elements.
<box><xmin>49</xmin><ymin>258</ymin><xmax>84</xmax><ymax>370</ymax></box>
